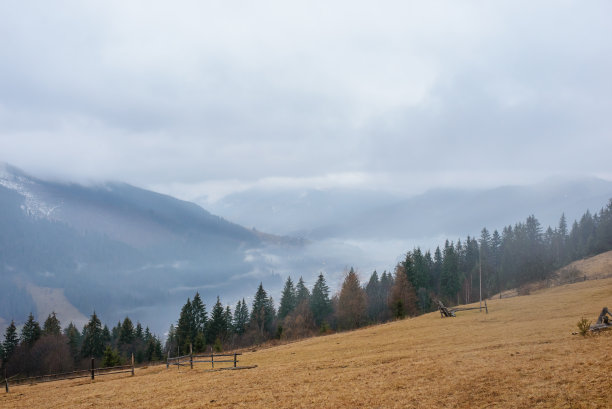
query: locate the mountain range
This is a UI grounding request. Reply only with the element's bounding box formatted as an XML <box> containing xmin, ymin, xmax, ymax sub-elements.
<box><xmin>2</xmin><ymin>163</ymin><xmax>611</xmax><ymax>336</ymax></box>
<box><xmin>0</xmin><ymin>164</ymin><xmax>293</xmax><ymax>335</ymax></box>
<box><xmin>205</xmin><ymin>178</ymin><xmax>612</xmax><ymax>241</ymax></box>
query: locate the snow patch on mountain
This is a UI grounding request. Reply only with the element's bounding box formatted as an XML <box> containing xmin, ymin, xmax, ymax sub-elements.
<box><xmin>0</xmin><ymin>164</ymin><xmax>62</xmax><ymax>219</ymax></box>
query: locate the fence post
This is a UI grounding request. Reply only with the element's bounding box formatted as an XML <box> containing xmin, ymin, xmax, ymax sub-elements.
<box><xmin>211</xmin><ymin>351</ymin><xmax>214</xmax><ymax>369</ymax></box>
<box><xmin>4</xmin><ymin>369</ymin><xmax>8</xmax><ymax>393</ymax></box>
<box><xmin>131</xmin><ymin>353</ymin><xmax>135</xmax><ymax>376</ymax></box>
<box><xmin>233</xmin><ymin>353</ymin><xmax>237</xmax><ymax>368</ymax></box>
<box><xmin>190</xmin><ymin>343</ymin><xmax>193</xmax><ymax>370</ymax></box>
<box><xmin>166</xmin><ymin>351</ymin><xmax>169</xmax><ymax>369</ymax></box>
<box><xmin>91</xmin><ymin>357</ymin><xmax>95</xmax><ymax>380</ymax></box>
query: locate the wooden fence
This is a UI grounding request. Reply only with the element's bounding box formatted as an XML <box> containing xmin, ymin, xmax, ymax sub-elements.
<box><xmin>167</xmin><ymin>348</ymin><xmax>242</xmax><ymax>370</ymax></box>
<box><xmin>3</xmin><ymin>354</ymin><xmax>135</xmax><ymax>393</ymax></box>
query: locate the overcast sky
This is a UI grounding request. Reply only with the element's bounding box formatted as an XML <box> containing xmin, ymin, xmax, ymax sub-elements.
<box><xmin>1</xmin><ymin>1</ymin><xmax>611</xmax><ymax>202</ymax></box>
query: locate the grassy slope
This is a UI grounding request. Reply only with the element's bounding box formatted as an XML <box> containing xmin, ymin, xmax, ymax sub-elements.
<box><xmin>564</xmin><ymin>249</ymin><xmax>612</xmax><ymax>279</ymax></box>
<box><xmin>3</xmin><ymin>279</ymin><xmax>611</xmax><ymax>408</ymax></box>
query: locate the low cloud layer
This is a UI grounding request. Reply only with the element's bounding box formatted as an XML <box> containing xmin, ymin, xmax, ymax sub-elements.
<box><xmin>1</xmin><ymin>1</ymin><xmax>611</xmax><ymax>200</ymax></box>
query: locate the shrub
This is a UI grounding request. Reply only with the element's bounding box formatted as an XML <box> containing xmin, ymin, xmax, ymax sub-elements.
<box><xmin>560</xmin><ymin>266</ymin><xmax>581</xmax><ymax>283</ymax></box>
<box><xmin>213</xmin><ymin>338</ymin><xmax>223</xmax><ymax>352</ymax></box>
<box><xmin>576</xmin><ymin>317</ymin><xmax>591</xmax><ymax>336</ymax></box>
<box><xmin>102</xmin><ymin>346</ymin><xmax>122</xmax><ymax>367</ymax></box>
<box><xmin>319</xmin><ymin>321</ymin><xmax>331</xmax><ymax>335</ymax></box>
<box><xmin>517</xmin><ymin>285</ymin><xmax>530</xmax><ymax>296</ymax></box>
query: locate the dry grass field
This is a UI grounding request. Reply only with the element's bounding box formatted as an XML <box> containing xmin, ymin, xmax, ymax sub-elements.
<box><xmin>3</xmin><ymin>278</ymin><xmax>612</xmax><ymax>408</ymax></box>
<box><xmin>565</xmin><ymin>250</ymin><xmax>612</xmax><ymax>280</ymax></box>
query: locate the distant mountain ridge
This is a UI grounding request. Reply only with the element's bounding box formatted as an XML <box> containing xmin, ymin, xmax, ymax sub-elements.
<box><xmin>0</xmin><ymin>163</ymin><xmax>286</xmax><ymax>335</ymax></box>
<box><xmin>205</xmin><ymin>177</ymin><xmax>612</xmax><ymax>241</ymax></box>
<box><xmin>0</xmin><ymin>163</ymin><xmax>259</xmax><ymax>247</ymax></box>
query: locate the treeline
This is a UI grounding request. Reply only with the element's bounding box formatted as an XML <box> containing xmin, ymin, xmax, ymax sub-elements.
<box><xmin>167</xmin><ymin>269</ymin><xmax>420</xmax><ymax>354</ymax></box>
<box><xmin>400</xmin><ymin>199</ymin><xmax>612</xmax><ymax>310</ymax></box>
<box><xmin>1</xmin><ymin>311</ymin><xmax>163</xmax><ymax>378</ymax></box>
<box><xmin>167</xmin><ymin>199</ymin><xmax>612</xmax><ymax>350</ymax></box>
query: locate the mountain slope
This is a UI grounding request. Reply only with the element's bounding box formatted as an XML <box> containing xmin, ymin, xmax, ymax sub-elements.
<box><xmin>0</xmin><ymin>164</ymin><xmax>274</xmax><ymax>334</ymax></box>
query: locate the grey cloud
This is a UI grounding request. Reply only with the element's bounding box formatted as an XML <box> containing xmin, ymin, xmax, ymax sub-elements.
<box><xmin>0</xmin><ymin>1</ymin><xmax>611</xmax><ymax>195</ymax></box>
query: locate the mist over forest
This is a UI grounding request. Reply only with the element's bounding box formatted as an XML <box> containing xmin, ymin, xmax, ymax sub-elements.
<box><xmin>2</xmin><ymin>163</ymin><xmax>612</xmax><ymax>338</ymax></box>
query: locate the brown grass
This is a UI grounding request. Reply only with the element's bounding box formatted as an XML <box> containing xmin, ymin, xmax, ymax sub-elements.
<box><xmin>496</xmin><ymin>250</ymin><xmax>612</xmax><ymax>298</ymax></box>
<box><xmin>3</xmin><ymin>278</ymin><xmax>612</xmax><ymax>408</ymax></box>
<box><xmin>563</xmin><ymin>250</ymin><xmax>612</xmax><ymax>280</ymax></box>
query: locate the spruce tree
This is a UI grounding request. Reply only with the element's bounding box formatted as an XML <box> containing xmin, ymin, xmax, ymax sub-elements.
<box><xmin>224</xmin><ymin>305</ymin><xmax>234</xmax><ymax>335</ymax></box>
<box><xmin>111</xmin><ymin>321</ymin><xmax>121</xmax><ymax>345</ymax></box>
<box><xmin>43</xmin><ymin>312</ymin><xmax>61</xmax><ymax>336</ymax></box>
<box><xmin>310</xmin><ymin>273</ymin><xmax>332</xmax><ymax>327</ymax></box>
<box><xmin>378</xmin><ymin>271</ymin><xmax>394</xmax><ymax>322</ymax></box>
<box><xmin>193</xmin><ymin>332</ymin><xmax>206</xmax><ymax>353</ymax></box>
<box><xmin>412</xmin><ymin>247</ymin><xmax>430</xmax><ymax>294</ymax></box>
<box><xmin>207</xmin><ymin>296</ymin><xmax>227</xmax><ymax>345</ymax></box>
<box><xmin>433</xmin><ymin>246</ymin><xmax>443</xmax><ymax>294</ymax></box>
<box><xmin>21</xmin><ymin>312</ymin><xmax>42</xmax><ymax>346</ymax></box>
<box><xmin>295</xmin><ymin>276</ymin><xmax>310</xmax><ymax>307</ymax></box>
<box><xmin>365</xmin><ymin>270</ymin><xmax>381</xmax><ymax>321</ymax></box>
<box><xmin>102</xmin><ymin>325</ymin><xmax>112</xmax><ymax>346</ymax></box>
<box><xmin>2</xmin><ymin>320</ymin><xmax>19</xmax><ymax>361</ymax></box>
<box><xmin>191</xmin><ymin>292</ymin><xmax>208</xmax><ymax>335</ymax></box>
<box><xmin>135</xmin><ymin>322</ymin><xmax>144</xmax><ymax>341</ymax></box>
<box><xmin>233</xmin><ymin>298</ymin><xmax>249</xmax><ymax>335</ymax></box>
<box><xmin>176</xmin><ymin>298</ymin><xmax>194</xmax><ymax>353</ymax></box>
<box><xmin>278</xmin><ymin>276</ymin><xmax>297</xmax><ymax>321</ymax></box>
<box><xmin>119</xmin><ymin>317</ymin><xmax>135</xmax><ymax>346</ymax></box>
<box><xmin>144</xmin><ymin>327</ymin><xmax>152</xmax><ymax>344</ymax></box>
<box><xmin>102</xmin><ymin>346</ymin><xmax>122</xmax><ymax>367</ymax></box>
<box><xmin>441</xmin><ymin>241</ymin><xmax>461</xmax><ymax>303</ymax></box>
<box><xmin>250</xmin><ymin>283</ymin><xmax>275</xmax><ymax>337</ymax></box>
<box><xmin>64</xmin><ymin>322</ymin><xmax>81</xmax><ymax>361</ymax></box>
<box><xmin>81</xmin><ymin>312</ymin><xmax>104</xmax><ymax>358</ymax></box>
<box><xmin>402</xmin><ymin>251</ymin><xmax>415</xmax><ymax>287</ymax></box>
<box><xmin>154</xmin><ymin>337</ymin><xmax>163</xmax><ymax>361</ymax></box>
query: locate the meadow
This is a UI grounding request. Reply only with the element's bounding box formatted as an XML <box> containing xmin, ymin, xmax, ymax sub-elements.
<box><xmin>2</xmin><ymin>276</ymin><xmax>611</xmax><ymax>408</ymax></box>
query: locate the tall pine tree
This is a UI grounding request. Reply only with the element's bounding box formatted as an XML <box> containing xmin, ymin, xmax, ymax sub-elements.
<box><xmin>81</xmin><ymin>312</ymin><xmax>104</xmax><ymax>358</ymax></box>
<box><xmin>207</xmin><ymin>296</ymin><xmax>227</xmax><ymax>345</ymax></box>
<box><xmin>43</xmin><ymin>312</ymin><xmax>61</xmax><ymax>336</ymax></box>
<box><xmin>2</xmin><ymin>320</ymin><xmax>19</xmax><ymax>362</ymax></box>
<box><xmin>21</xmin><ymin>312</ymin><xmax>42</xmax><ymax>346</ymax></box>
<box><xmin>310</xmin><ymin>273</ymin><xmax>332</xmax><ymax>327</ymax></box>
<box><xmin>278</xmin><ymin>276</ymin><xmax>297</xmax><ymax>321</ymax></box>
<box><xmin>250</xmin><ymin>283</ymin><xmax>275</xmax><ymax>337</ymax></box>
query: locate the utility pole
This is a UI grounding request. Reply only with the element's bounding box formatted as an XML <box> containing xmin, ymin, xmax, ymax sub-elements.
<box><xmin>479</xmin><ymin>242</ymin><xmax>482</xmax><ymax>312</ymax></box>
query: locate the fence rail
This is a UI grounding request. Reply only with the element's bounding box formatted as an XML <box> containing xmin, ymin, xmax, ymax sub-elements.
<box><xmin>167</xmin><ymin>345</ymin><xmax>243</xmax><ymax>370</ymax></box>
<box><xmin>3</xmin><ymin>354</ymin><xmax>135</xmax><ymax>393</ymax></box>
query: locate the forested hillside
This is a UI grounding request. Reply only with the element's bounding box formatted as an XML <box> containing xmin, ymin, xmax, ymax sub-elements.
<box><xmin>164</xmin><ymin>198</ymin><xmax>612</xmax><ymax>355</ymax></box>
